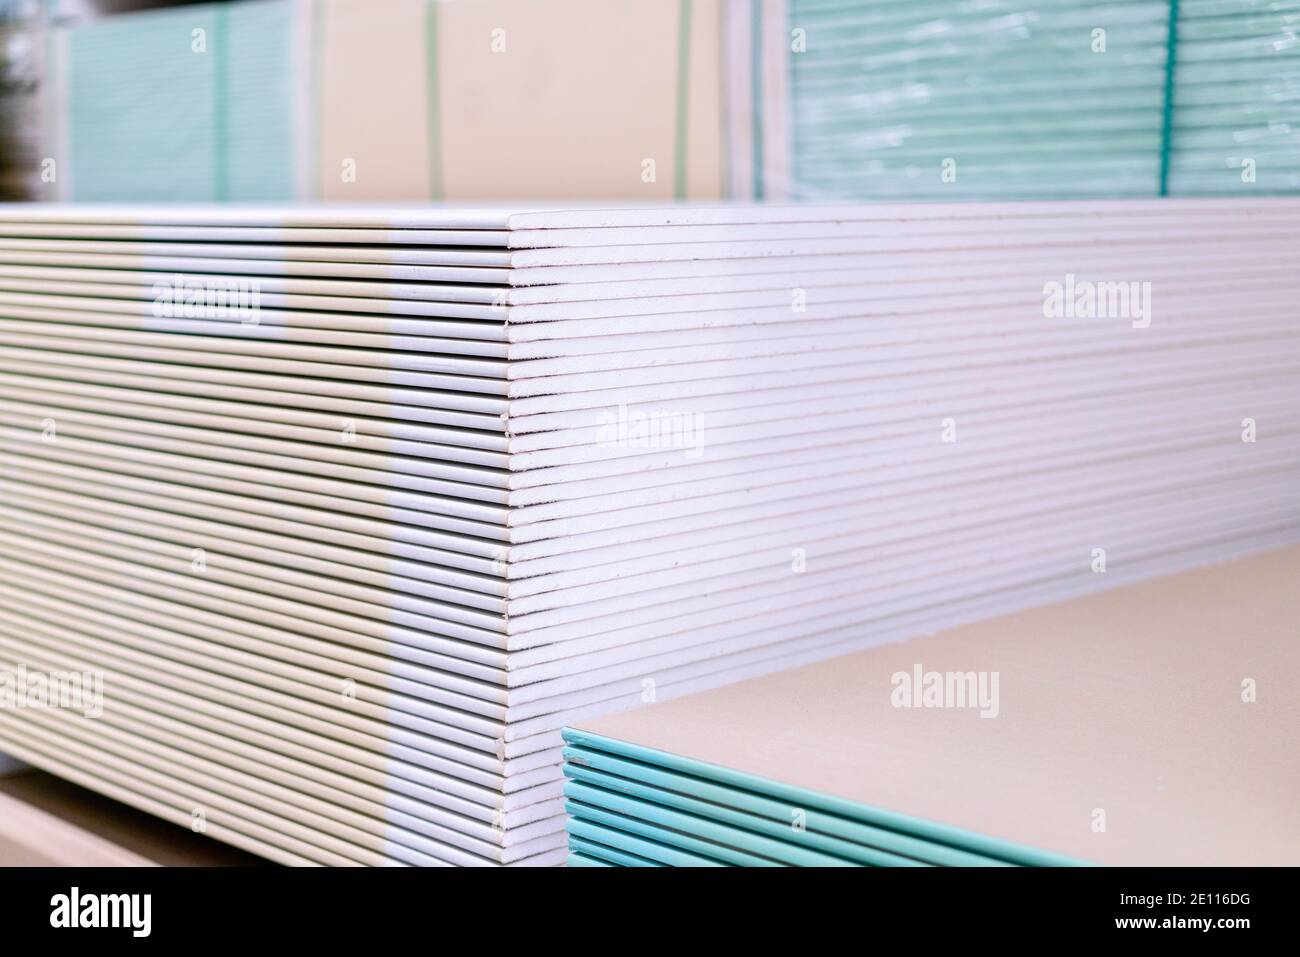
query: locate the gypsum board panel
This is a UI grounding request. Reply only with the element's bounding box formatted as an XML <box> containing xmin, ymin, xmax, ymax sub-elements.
<box><xmin>504</xmin><ymin>408</ymin><xmax>1300</xmax><ymax>560</ymax></box>
<box><xmin>0</xmin><ymin>336</ymin><xmax>507</xmax><ymax>397</ymax></box>
<box><xmin>564</xmin><ymin>786</ymin><xmax>869</xmax><ymax>867</ymax></box>
<box><xmin>562</xmin><ymin>762</ymin><xmax>1002</xmax><ymax>867</ymax></box>
<box><xmin>0</xmin><ymin>728</ymin><xmax>322</xmax><ymax>867</ymax></box>
<box><xmin>0</xmin><ymin>475</ymin><xmax>508</xmax><ymax>617</ymax></box>
<box><xmin>0</xmin><ymin>588</ymin><xmax>564</xmax><ymax>812</ymax></box>
<box><xmin>443</xmin><ymin>227</ymin><xmax>1300</xmax><ymax>269</ymax></box>
<box><xmin>501</xmin><ymin>337</ymin><xmax>1300</xmax><ymax>437</ymax></box>
<box><xmin>7</xmin><ymin>287</ymin><xmax>1289</xmax><ymax>403</ymax></box>
<box><xmin>0</xmin><ymin>238</ymin><xmax>516</xmax><ymax>268</ymax></box>
<box><xmin>10</xmin><ymin>308</ymin><xmax>1288</xmax><ymax>473</ymax></box>
<box><xmin>0</xmin><ymin>448</ymin><xmax>510</xmax><ymax>590</ymax></box>
<box><xmin>0</xmin><ymin>578</ymin><xmax>511</xmax><ymax>733</ymax></box>
<box><xmin>503</xmin><ymin>282</ymin><xmax>1298</xmax><ymax>356</ymax></box>
<box><xmin>488</xmin><ymin>213</ymin><xmax>1300</xmax><ymax>263</ymax></box>
<box><xmin>0</xmin><ymin>232</ymin><xmax>1274</xmax><ymax>286</ymax></box>
<box><xmin>501</xmin><ymin>326</ymin><xmax>1300</xmax><ymax>404</ymax></box>
<box><xmin>0</xmin><ymin>398</ymin><xmax>512</xmax><ymax>500</ymax></box>
<box><xmin>504</xmin><ymin>441</ymin><xmax>1300</xmax><ymax>603</ymax></box>
<box><xmin>0</xmin><ymin>605</ymin><xmax>522</xmax><ymax>800</ymax></box>
<box><xmin>502</xmin><ymin>334</ymin><xmax>1300</xmax><ymax>459</ymax></box>
<box><xmin>0</xmin><ymin>297</ymin><xmax>509</xmax><ymax>350</ymax></box>
<box><xmin>565</xmin><ymin>546</ymin><xmax>1300</xmax><ymax>867</ymax></box>
<box><xmin>502</xmin><ymin>482</ymin><xmax>1300</xmax><ymax>694</ymax></box>
<box><xmin>504</xmin><ymin>400</ymin><xmax>1300</xmax><ymax>572</ymax></box>
<box><xmin>3</xmin><ymin>470</ymin><xmax>506</xmax><ymax>613</ymax></box>
<box><xmin>795</xmin><ymin>3</ymin><xmax>1175</xmax><ymax>40</ymax></box>
<box><xmin>502</xmin><ymin>444</ymin><xmax>1300</xmax><ymax>617</ymax></box>
<box><xmin>0</xmin><ymin>249</ymin><xmax>514</xmax><ymax>284</ymax></box>
<box><xmin>562</xmin><ymin>779</ymin><xmax>948</xmax><ymax>866</ymax></box>
<box><xmin>502</xmin><ymin>522</ymin><xmax>1300</xmax><ymax>760</ymax></box>
<box><xmin>502</xmin><ymin>380</ymin><xmax>1300</xmax><ymax>559</ymax></box>
<box><xmin>504</xmin><ymin>470</ymin><xmax>1300</xmax><ymax>657</ymax></box>
<box><xmin>496</xmin><ymin>272</ymin><xmax>1300</xmax><ymax>348</ymax></box>
<box><xmin>504</xmin><ymin>334</ymin><xmax>1300</xmax><ymax>420</ymax></box>
<box><xmin>0</xmin><ymin>422</ymin><xmax>511</xmax><ymax>550</ymax></box>
<box><xmin>499</xmin><ymin>273</ymin><xmax>1300</xmax><ymax>335</ymax></box>
<box><xmin>566</xmin><ymin>820</ymin><xmax>723</xmax><ymax>867</ymax></box>
<box><xmin>3</xmin><ymin>284</ymin><xmax>1285</xmax><ymax>384</ymax></box>
<box><xmin>565</xmin><ymin>801</ymin><xmax>790</xmax><ymax>866</ymax></box>
<box><xmin>3</xmin><ymin>679</ymin><xmax>566</xmax><ymax>859</ymax></box>
<box><xmin>0</xmin><ymin>353</ymin><xmax>504</xmax><ymax>431</ymax></box>
<box><xmin>792</xmin><ymin>25</ymin><xmax>1173</xmax><ymax>66</ymax></box>
<box><xmin>0</xmin><ymin>700</ymin><xmax>522</xmax><ymax>867</ymax></box>
<box><xmin>8</xmin><ymin>198</ymin><xmax>1300</xmax><ymax>228</ymax></box>
<box><xmin>505</xmin><ymin>346</ymin><xmax>1300</xmax><ymax>443</ymax></box>
<box><xmin>0</xmin><ymin>395</ymin><xmax>515</xmax><ymax>499</ymax></box>
<box><xmin>503</xmin><ymin>364</ymin><xmax>1300</xmax><ymax>512</ymax></box>
<box><xmin>4</xmin><ymin>242</ymin><xmax>1296</xmax><ymax>307</ymax></box>
<box><xmin>504</xmin><ymin>522</ymin><xmax>1300</xmax><ymax>747</ymax></box>
<box><xmin>0</xmin><ymin>500</ymin><xmax>508</xmax><ymax>680</ymax></box>
<box><xmin>32</xmin><ymin>470</ymin><xmax>1279</xmax><ymax>722</ymax></box>
<box><xmin>499</xmin><ymin>481</ymin><xmax>1300</xmax><ymax>671</ymax></box>
<box><xmin>0</xmin><ymin>525</ymin><xmax>508</xmax><ymax>708</ymax></box>
<box><xmin>0</xmin><ymin>709</ymin><xmax>426</xmax><ymax>867</ymax></box>
<box><xmin>0</xmin><ymin>705</ymin><xmax>390</xmax><ymax>866</ymax></box>
<box><xmin>0</xmin><ymin>518</ymin><xmax>509</xmax><ymax>656</ymax></box>
<box><xmin>24</xmin><ymin>675</ymin><xmax>565</xmax><ymax>831</ymax></box>
<box><xmin>503</xmin><ymin>384</ymin><xmax>1300</xmax><ymax>537</ymax></box>
<box><xmin>502</xmin><ymin>257</ymin><xmax>1300</xmax><ymax>329</ymax></box>
<box><xmin>508</xmin><ymin>422</ymin><xmax>1300</xmax><ymax>615</ymax></box>
<box><xmin>565</xmin><ymin>834</ymin><xmax>671</xmax><ymax>867</ymax></box>
<box><xmin>562</xmin><ymin>759</ymin><xmax>968</xmax><ymax>869</ymax></box>
<box><xmin>0</xmin><ymin>600</ymin><xmax>514</xmax><ymax>779</ymax></box>
<box><xmin>0</xmin><ymin>264</ymin><xmax>527</xmax><ymax>305</ymax></box>
<box><xmin>0</xmin><ymin>224</ymin><xmax>517</xmax><ymax>246</ymax></box>
<box><xmin>0</xmin><ymin>420</ymin><xmax>512</xmax><ymax>550</ymax></box>
<box><xmin>499</xmin><ymin>238</ymin><xmax>1300</xmax><ymax>286</ymax></box>
<box><xmin>0</xmin><ymin>506</ymin><xmax>512</xmax><ymax>658</ymax></box>
<box><xmin>0</xmin><ymin>541</ymin><xmax>507</xmax><ymax>701</ymax></box>
<box><xmin>0</xmin><ymin>372</ymin><xmax>508</xmax><ymax>452</ymax></box>
<box><xmin>15</xmin><ymin>684</ymin><xmax>564</xmax><ymax>858</ymax></box>
<box><xmin>0</xmin><ymin>560</ymin><xmax>511</xmax><ymax>740</ymax></box>
<box><xmin>9</xmin><ymin>243</ymin><xmax>1264</xmax><ymax>303</ymax></box>
<box><xmin>505</xmin><ymin>425</ymin><xmax>1300</xmax><ymax>567</ymax></box>
<box><xmin>508</xmin><ymin>398</ymin><xmax>1292</xmax><ymax>524</ymax></box>
<box><xmin>15</xmin><ymin>340</ymin><xmax>1284</xmax><ymax>527</ymax></box>
<box><xmin>0</xmin><ymin>329</ymin><xmax>1269</xmax><ymax>444</ymax></box>
<box><xmin>559</xmin><ymin>752</ymin><xmax>993</xmax><ymax>869</ymax></box>
<box><xmin>0</xmin><ymin>347</ymin><xmax>508</xmax><ymax>416</ymax></box>
<box><xmin>25</xmin><ymin>215</ymin><xmax>1253</xmax><ymax>252</ymax></box>
<box><xmin>0</xmin><ymin>278</ymin><xmax>512</xmax><ymax>322</ymax></box>
<box><xmin>0</xmin><ymin>320</ymin><xmax>510</xmax><ymax>378</ymax></box>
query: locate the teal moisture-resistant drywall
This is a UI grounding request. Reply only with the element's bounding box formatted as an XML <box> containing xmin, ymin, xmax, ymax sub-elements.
<box><xmin>66</xmin><ymin>0</ymin><xmax>294</xmax><ymax>201</ymax></box>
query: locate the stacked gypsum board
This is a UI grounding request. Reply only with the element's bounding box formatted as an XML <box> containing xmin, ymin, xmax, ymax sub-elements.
<box><xmin>0</xmin><ymin>200</ymin><xmax>1298</xmax><ymax>866</ymax></box>
<box><xmin>783</xmin><ymin>0</ymin><xmax>1174</xmax><ymax>199</ymax></box>
<box><xmin>562</xmin><ymin>545</ymin><xmax>1300</xmax><ymax>867</ymax></box>
<box><xmin>1166</xmin><ymin>0</ymin><xmax>1300</xmax><ymax>194</ymax></box>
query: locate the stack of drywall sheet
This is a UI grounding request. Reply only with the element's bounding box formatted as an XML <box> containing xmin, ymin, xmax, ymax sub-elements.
<box><xmin>563</xmin><ymin>545</ymin><xmax>1300</xmax><ymax>866</ymax></box>
<box><xmin>1167</xmin><ymin>0</ymin><xmax>1300</xmax><ymax>195</ymax></box>
<box><xmin>0</xmin><ymin>199</ymin><xmax>1297</xmax><ymax>865</ymax></box>
<box><xmin>781</xmin><ymin>0</ymin><xmax>1173</xmax><ymax>199</ymax></box>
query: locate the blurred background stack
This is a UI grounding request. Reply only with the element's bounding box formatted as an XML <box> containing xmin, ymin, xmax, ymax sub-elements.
<box><xmin>1</xmin><ymin>0</ymin><xmax>1297</xmax><ymax>204</ymax></box>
